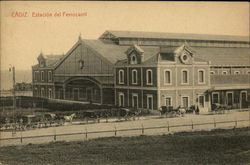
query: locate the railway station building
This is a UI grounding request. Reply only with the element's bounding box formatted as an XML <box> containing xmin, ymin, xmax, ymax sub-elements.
<box><xmin>32</xmin><ymin>30</ymin><xmax>250</xmax><ymax>112</ymax></box>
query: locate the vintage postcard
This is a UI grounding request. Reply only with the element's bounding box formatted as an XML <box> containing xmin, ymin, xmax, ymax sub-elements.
<box><xmin>0</xmin><ymin>1</ymin><xmax>249</xmax><ymax>165</ymax></box>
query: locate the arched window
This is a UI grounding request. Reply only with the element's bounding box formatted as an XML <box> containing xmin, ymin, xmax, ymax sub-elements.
<box><xmin>234</xmin><ymin>71</ymin><xmax>240</xmax><ymax>75</ymax></box>
<box><xmin>118</xmin><ymin>92</ymin><xmax>125</xmax><ymax>107</ymax></box>
<box><xmin>41</xmin><ymin>71</ymin><xmax>44</xmax><ymax>81</ymax></box>
<box><xmin>131</xmin><ymin>55</ymin><xmax>137</xmax><ymax>64</ymax></box>
<box><xmin>118</xmin><ymin>69</ymin><xmax>124</xmax><ymax>84</ymax></box>
<box><xmin>164</xmin><ymin>70</ymin><xmax>172</xmax><ymax>85</ymax></box>
<box><xmin>146</xmin><ymin>69</ymin><xmax>153</xmax><ymax>85</ymax></box>
<box><xmin>132</xmin><ymin>69</ymin><xmax>138</xmax><ymax>84</ymax></box>
<box><xmin>222</xmin><ymin>71</ymin><xmax>228</xmax><ymax>75</ymax></box>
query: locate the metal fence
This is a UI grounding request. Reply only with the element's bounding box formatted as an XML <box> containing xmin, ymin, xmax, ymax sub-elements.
<box><xmin>0</xmin><ymin>117</ymin><xmax>249</xmax><ymax>146</ymax></box>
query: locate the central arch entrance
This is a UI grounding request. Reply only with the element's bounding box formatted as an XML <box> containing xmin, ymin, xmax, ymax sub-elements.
<box><xmin>64</xmin><ymin>77</ymin><xmax>102</xmax><ymax>104</ymax></box>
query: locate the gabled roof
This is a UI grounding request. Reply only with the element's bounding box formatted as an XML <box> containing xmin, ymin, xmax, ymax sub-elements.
<box><xmin>82</xmin><ymin>39</ymin><xmax>159</xmax><ymax>64</ymax></box>
<box><xmin>103</xmin><ymin>30</ymin><xmax>249</xmax><ymax>42</ymax></box>
<box><xmin>44</xmin><ymin>55</ymin><xmax>64</xmax><ymax>67</ymax></box>
<box><xmin>33</xmin><ymin>54</ymin><xmax>64</xmax><ymax>68</ymax></box>
<box><xmin>82</xmin><ymin>39</ymin><xmax>129</xmax><ymax>64</ymax></box>
<box><xmin>160</xmin><ymin>46</ymin><xmax>249</xmax><ymax>65</ymax></box>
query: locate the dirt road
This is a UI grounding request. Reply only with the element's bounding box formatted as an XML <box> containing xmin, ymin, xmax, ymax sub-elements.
<box><xmin>0</xmin><ymin>110</ymin><xmax>249</xmax><ymax>146</ymax></box>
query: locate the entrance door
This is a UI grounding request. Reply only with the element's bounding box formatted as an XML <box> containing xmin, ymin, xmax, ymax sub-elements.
<box><xmin>182</xmin><ymin>97</ymin><xmax>189</xmax><ymax>108</ymax></box>
<box><xmin>241</xmin><ymin>92</ymin><xmax>247</xmax><ymax>108</ymax></box>
<box><xmin>87</xmin><ymin>89</ymin><xmax>92</xmax><ymax>102</ymax></box>
<box><xmin>199</xmin><ymin>96</ymin><xmax>205</xmax><ymax>108</ymax></box>
<box><xmin>73</xmin><ymin>88</ymin><xmax>79</xmax><ymax>101</ymax></box>
<box><xmin>132</xmin><ymin>95</ymin><xmax>138</xmax><ymax>109</ymax></box>
<box><xmin>147</xmin><ymin>96</ymin><xmax>153</xmax><ymax>110</ymax></box>
<box><xmin>119</xmin><ymin>93</ymin><xmax>124</xmax><ymax>107</ymax></box>
<box><xmin>227</xmin><ymin>93</ymin><xmax>233</xmax><ymax>106</ymax></box>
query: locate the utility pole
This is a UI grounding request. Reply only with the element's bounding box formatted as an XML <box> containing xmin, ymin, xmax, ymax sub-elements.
<box><xmin>12</xmin><ymin>66</ymin><xmax>16</xmax><ymax>110</ymax></box>
<box><xmin>10</xmin><ymin>65</ymin><xmax>16</xmax><ymax>136</ymax></box>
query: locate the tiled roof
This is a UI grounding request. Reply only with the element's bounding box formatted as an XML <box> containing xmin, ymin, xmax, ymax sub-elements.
<box><xmin>33</xmin><ymin>54</ymin><xmax>64</xmax><ymax>68</ymax></box>
<box><xmin>82</xmin><ymin>39</ymin><xmax>129</xmax><ymax>64</ymax></box>
<box><xmin>44</xmin><ymin>55</ymin><xmax>64</xmax><ymax>67</ymax></box>
<box><xmin>83</xmin><ymin>40</ymin><xmax>249</xmax><ymax>66</ymax></box>
<box><xmin>104</xmin><ymin>30</ymin><xmax>249</xmax><ymax>42</ymax></box>
<box><xmin>82</xmin><ymin>39</ymin><xmax>159</xmax><ymax>64</ymax></box>
<box><xmin>160</xmin><ymin>46</ymin><xmax>249</xmax><ymax>65</ymax></box>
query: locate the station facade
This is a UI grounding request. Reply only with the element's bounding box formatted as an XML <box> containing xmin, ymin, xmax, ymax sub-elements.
<box><xmin>32</xmin><ymin>30</ymin><xmax>250</xmax><ymax>112</ymax></box>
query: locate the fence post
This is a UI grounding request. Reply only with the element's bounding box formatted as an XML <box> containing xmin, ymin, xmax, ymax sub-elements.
<box><xmin>106</xmin><ymin>116</ymin><xmax>108</xmax><ymax>123</ymax></box>
<box><xmin>54</xmin><ymin>132</ymin><xmax>56</xmax><ymax>141</ymax></box>
<box><xmin>114</xmin><ymin>125</ymin><xmax>117</xmax><ymax>136</ymax></box>
<box><xmin>20</xmin><ymin>130</ymin><xmax>23</xmax><ymax>143</ymax></box>
<box><xmin>249</xmin><ymin>110</ymin><xmax>250</xmax><ymax>126</ymax></box>
<box><xmin>167</xmin><ymin>121</ymin><xmax>170</xmax><ymax>132</ymax></box>
<box><xmin>85</xmin><ymin>128</ymin><xmax>88</xmax><ymax>140</ymax></box>
<box><xmin>214</xmin><ymin>118</ymin><xmax>216</xmax><ymax>128</ymax></box>
<box><xmin>235</xmin><ymin>117</ymin><xmax>237</xmax><ymax>128</ymax></box>
<box><xmin>141</xmin><ymin>124</ymin><xmax>144</xmax><ymax>135</ymax></box>
<box><xmin>191</xmin><ymin>119</ymin><xmax>194</xmax><ymax>130</ymax></box>
<box><xmin>86</xmin><ymin>117</ymin><xmax>88</xmax><ymax>124</ymax></box>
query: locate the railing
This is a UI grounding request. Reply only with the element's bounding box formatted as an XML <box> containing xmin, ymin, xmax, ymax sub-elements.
<box><xmin>0</xmin><ymin>117</ymin><xmax>249</xmax><ymax>146</ymax></box>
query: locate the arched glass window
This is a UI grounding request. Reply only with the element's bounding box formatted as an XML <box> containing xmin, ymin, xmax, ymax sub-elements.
<box><xmin>118</xmin><ymin>69</ymin><xmax>124</xmax><ymax>84</ymax></box>
<box><xmin>198</xmin><ymin>70</ymin><xmax>205</xmax><ymax>84</ymax></box>
<box><xmin>131</xmin><ymin>55</ymin><xmax>137</xmax><ymax>64</ymax></box>
<box><xmin>132</xmin><ymin>69</ymin><xmax>138</xmax><ymax>84</ymax></box>
<box><xmin>146</xmin><ymin>69</ymin><xmax>153</xmax><ymax>85</ymax></box>
<box><xmin>164</xmin><ymin>70</ymin><xmax>171</xmax><ymax>84</ymax></box>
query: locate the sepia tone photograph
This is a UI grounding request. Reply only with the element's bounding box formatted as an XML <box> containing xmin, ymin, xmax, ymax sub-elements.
<box><xmin>0</xmin><ymin>1</ymin><xmax>249</xmax><ymax>165</ymax></box>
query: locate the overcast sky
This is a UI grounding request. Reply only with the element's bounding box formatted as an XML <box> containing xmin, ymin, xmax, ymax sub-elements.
<box><xmin>0</xmin><ymin>1</ymin><xmax>249</xmax><ymax>71</ymax></box>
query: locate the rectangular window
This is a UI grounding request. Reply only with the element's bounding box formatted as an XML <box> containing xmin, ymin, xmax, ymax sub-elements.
<box><xmin>212</xmin><ymin>93</ymin><xmax>219</xmax><ymax>104</ymax></box>
<box><xmin>198</xmin><ymin>70</ymin><xmax>205</xmax><ymax>84</ymax></box>
<box><xmin>146</xmin><ymin>69</ymin><xmax>153</xmax><ymax>85</ymax></box>
<box><xmin>48</xmin><ymin>71</ymin><xmax>52</xmax><ymax>81</ymax></box>
<box><xmin>182</xmin><ymin>70</ymin><xmax>188</xmax><ymax>84</ymax></box>
<box><xmin>165</xmin><ymin>97</ymin><xmax>172</xmax><ymax>106</ymax></box>
<box><xmin>164</xmin><ymin>70</ymin><xmax>171</xmax><ymax>84</ymax></box>
<box><xmin>41</xmin><ymin>71</ymin><xmax>44</xmax><ymax>81</ymax></box>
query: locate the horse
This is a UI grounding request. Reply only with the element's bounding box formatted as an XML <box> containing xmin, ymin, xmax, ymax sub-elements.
<box><xmin>177</xmin><ymin>106</ymin><xmax>186</xmax><ymax>117</ymax></box>
<box><xmin>64</xmin><ymin>113</ymin><xmax>76</xmax><ymax>123</ymax></box>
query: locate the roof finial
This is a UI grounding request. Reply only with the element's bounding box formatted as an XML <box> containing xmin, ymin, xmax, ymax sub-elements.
<box><xmin>40</xmin><ymin>49</ymin><xmax>43</xmax><ymax>55</ymax></box>
<box><xmin>79</xmin><ymin>33</ymin><xmax>82</xmax><ymax>40</ymax></box>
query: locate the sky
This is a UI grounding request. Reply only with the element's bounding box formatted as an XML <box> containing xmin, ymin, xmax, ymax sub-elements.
<box><xmin>0</xmin><ymin>1</ymin><xmax>249</xmax><ymax>71</ymax></box>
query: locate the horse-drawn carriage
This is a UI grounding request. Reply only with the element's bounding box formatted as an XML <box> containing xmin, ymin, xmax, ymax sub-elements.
<box><xmin>211</xmin><ymin>103</ymin><xmax>228</xmax><ymax>114</ymax></box>
<box><xmin>159</xmin><ymin>106</ymin><xmax>194</xmax><ymax>117</ymax></box>
<box><xmin>118</xmin><ymin>108</ymin><xmax>141</xmax><ymax>121</ymax></box>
